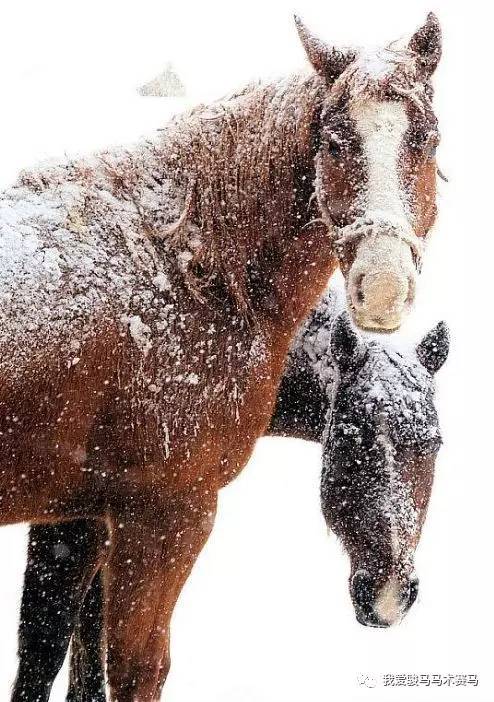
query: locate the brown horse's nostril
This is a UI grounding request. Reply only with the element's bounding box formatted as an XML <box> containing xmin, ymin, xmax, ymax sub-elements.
<box><xmin>354</xmin><ymin>274</ymin><xmax>365</xmax><ymax>305</ymax></box>
<box><xmin>406</xmin><ymin>275</ymin><xmax>416</xmax><ymax>305</ymax></box>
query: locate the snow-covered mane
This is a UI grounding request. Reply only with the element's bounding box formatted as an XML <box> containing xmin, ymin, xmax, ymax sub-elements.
<box><xmin>13</xmin><ymin>73</ymin><xmax>325</xmax><ymax>318</ymax></box>
<box><xmin>285</xmin><ymin>288</ymin><xmax>338</xmax><ymax>394</ymax></box>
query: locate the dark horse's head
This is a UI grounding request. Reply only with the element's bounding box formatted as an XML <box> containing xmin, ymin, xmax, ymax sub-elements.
<box><xmin>296</xmin><ymin>14</ymin><xmax>442</xmax><ymax>331</ymax></box>
<box><xmin>322</xmin><ymin>313</ymin><xmax>449</xmax><ymax>627</ymax></box>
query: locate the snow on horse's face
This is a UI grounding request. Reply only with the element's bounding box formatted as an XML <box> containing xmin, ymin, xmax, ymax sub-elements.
<box><xmin>296</xmin><ymin>14</ymin><xmax>441</xmax><ymax>331</ymax></box>
<box><xmin>322</xmin><ymin>314</ymin><xmax>449</xmax><ymax>627</ymax></box>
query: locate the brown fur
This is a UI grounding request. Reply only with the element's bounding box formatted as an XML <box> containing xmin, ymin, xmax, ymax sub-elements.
<box><xmin>403</xmin><ymin>141</ymin><xmax>438</xmax><ymax>238</ymax></box>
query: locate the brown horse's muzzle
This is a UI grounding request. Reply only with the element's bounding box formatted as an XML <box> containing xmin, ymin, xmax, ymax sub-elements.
<box><xmin>343</xmin><ymin>230</ymin><xmax>419</xmax><ymax>332</ymax></box>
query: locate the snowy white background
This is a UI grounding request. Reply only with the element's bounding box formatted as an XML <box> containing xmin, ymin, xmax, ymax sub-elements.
<box><xmin>0</xmin><ymin>0</ymin><xmax>491</xmax><ymax>700</ymax></box>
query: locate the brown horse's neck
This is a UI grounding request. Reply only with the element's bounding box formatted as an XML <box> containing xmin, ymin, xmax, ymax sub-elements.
<box><xmin>161</xmin><ymin>73</ymin><xmax>329</xmax><ymax>321</ymax></box>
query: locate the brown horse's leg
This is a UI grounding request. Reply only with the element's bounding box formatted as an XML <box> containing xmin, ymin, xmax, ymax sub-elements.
<box><xmin>105</xmin><ymin>490</ymin><xmax>217</xmax><ymax>702</ymax></box>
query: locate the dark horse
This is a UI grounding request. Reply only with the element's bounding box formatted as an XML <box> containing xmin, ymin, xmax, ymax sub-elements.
<box><xmin>12</xmin><ymin>290</ymin><xmax>449</xmax><ymax>701</ymax></box>
<box><xmin>1</xmin><ymin>13</ymin><xmax>442</xmax><ymax>701</ymax></box>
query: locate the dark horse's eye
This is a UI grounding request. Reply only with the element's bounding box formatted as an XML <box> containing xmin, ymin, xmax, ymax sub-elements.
<box><xmin>326</xmin><ymin>139</ymin><xmax>342</xmax><ymax>158</ymax></box>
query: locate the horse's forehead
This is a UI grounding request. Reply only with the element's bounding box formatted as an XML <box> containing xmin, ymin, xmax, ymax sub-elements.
<box><xmin>354</xmin><ymin>47</ymin><xmax>406</xmax><ymax>81</ymax></box>
<box><xmin>356</xmin><ymin>348</ymin><xmax>432</xmax><ymax>415</ymax></box>
<box><xmin>327</xmin><ymin>47</ymin><xmax>425</xmax><ymax>119</ymax></box>
<box><xmin>348</xmin><ymin>99</ymin><xmax>408</xmax><ymax>140</ymax></box>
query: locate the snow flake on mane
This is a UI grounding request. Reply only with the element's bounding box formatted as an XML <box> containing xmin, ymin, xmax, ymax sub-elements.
<box><xmin>0</xmin><ymin>71</ymin><xmax>325</xmax><ymax>361</ymax></box>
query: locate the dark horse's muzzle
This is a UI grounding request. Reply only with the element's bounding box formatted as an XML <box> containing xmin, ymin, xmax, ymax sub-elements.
<box><xmin>350</xmin><ymin>570</ymin><xmax>419</xmax><ymax>628</ymax></box>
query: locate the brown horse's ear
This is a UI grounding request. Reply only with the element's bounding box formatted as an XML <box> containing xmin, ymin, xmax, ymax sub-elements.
<box><xmin>408</xmin><ymin>12</ymin><xmax>442</xmax><ymax>77</ymax></box>
<box><xmin>294</xmin><ymin>15</ymin><xmax>354</xmax><ymax>85</ymax></box>
<box><xmin>416</xmin><ymin>321</ymin><xmax>450</xmax><ymax>374</ymax></box>
<box><xmin>330</xmin><ymin>312</ymin><xmax>365</xmax><ymax>373</ymax></box>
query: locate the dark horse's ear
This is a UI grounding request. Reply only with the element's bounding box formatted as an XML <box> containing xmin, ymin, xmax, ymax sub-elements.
<box><xmin>416</xmin><ymin>321</ymin><xmax>450</xmax><ymax>374</ymax></box>
<box><xmin>408</xmin><ymin>12</ymin><xmax>442</xmax><ymax>78</ymax></box>
<box><xmin>330</xmin><ymin>312</ymin><xmax>365</xmax><ymax>373</ymax></box>
<box><xmin>294</xmin><ymin>15</ymin><xmax>354</xmax><ymax>85</ymax></box>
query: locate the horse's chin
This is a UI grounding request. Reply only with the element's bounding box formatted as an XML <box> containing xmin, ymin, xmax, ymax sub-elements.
<box><xmin>354</xmin><ymin>600</ymin><xmax>407</xmax><ymax>629</ymax></box>
<box><xmin>355</xmin><ymin>612</ymin><xmax>397</xmax><ymax>628</ymax></box>
<box><xmin>346</xmin><ymin>298</ymin><xmax>407</xmax><ymax>333</ymax></box>
<box><xmin>350</xmin><ymin>572</ymin><xmax>419</xmax><ymax>628</ymax></box>
<box><xmin>350</xmin><ymin>309</ymin><xmax>402</xmax><ymax>333</ymax></box>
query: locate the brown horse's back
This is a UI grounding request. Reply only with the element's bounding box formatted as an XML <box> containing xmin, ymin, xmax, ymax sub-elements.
<box><xmin>0</xmin><ymin>167</ymin><xmax>282</xmax><ymax>521</ymax></box>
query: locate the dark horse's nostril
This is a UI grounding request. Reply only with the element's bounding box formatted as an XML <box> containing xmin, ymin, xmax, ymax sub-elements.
<box><xmin>399</xmin><ymin>577</ymin><xmax>419</xmax><ymax>610</ymax></box>
<box><xmin>351</xmin><ymin>571</ymin><xmax>375</xmax><ymax>614</ymax></box>
<box><xmin>408</xmin><ymin>577</ymin><xmax>419</xmax><ymax>608</ymax></box>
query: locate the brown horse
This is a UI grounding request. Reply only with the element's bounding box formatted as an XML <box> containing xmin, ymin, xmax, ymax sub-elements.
<box><xmin>1</xmin><ymin>14</ymin><xmax>441</xmax><ymax>701</ymax></box>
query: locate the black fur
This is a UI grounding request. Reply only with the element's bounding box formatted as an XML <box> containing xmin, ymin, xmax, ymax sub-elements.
<box><xmin>268</xmin><ymin>364</ymin><xmax>327</xmax><ymax>441</ymax></box>
<box><xmin>11</xmin><ymin>521</ymin><xmax>105</xmax><ymax>702</ymax></box>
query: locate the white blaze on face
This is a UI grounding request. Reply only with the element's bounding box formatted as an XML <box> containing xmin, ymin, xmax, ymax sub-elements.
<box><xmin>346</xmin><ymin>100</ymin><xmax>417</xmax><ymax>331</ymax></box>
<box><xmin>350</xmin><ymin>100</ymin><xmax>410</xmax><ymax>228</ymax></box>
<box><xmin>369</xmin><ymin>425</ymin><xmax>419</xmax><ymax>626</ymax></box>
<box><xmin>378</xmin><ymin>421</ymin><xmax>419</xmax><ymax>569</ymax></box>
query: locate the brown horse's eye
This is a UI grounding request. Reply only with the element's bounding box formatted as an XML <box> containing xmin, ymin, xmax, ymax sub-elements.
<box><xmin>411</xmin><ymin>128</ymin><xmax>439</xmax><ymax>160</ymax></box>
<box><xmin>426</xmin><ymin>137</ymin><xmax>438</xmax><ymax>159</ymax></box>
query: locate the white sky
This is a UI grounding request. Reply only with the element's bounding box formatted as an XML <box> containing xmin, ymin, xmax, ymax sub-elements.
<box><xmin>0</xmin><ymin>1</ymin><xmax>492</xmax><ymax>701</ymax></box>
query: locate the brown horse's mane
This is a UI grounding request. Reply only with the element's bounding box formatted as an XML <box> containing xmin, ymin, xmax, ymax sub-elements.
<box><xmin>15</xmin><ymin>73</ymin><xmax>326</xmax><ymax>320</ymax></box>
<box><xmin>154</xmin><ymin>47</ymin><xmax>430</xmax><ymax>318</ymax></box>
<box><xmin>160</xmin><ymin>73</ymin><xmax>325</xmax><ymax>314</ymax></box>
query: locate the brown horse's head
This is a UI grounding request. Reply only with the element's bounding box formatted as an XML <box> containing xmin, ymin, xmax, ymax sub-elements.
<box><xmin>296</xmin><ymin>14</ymin><xmax>441</xmax><ymax>331</ymax></box>
<box><xmin>321</xmin><ymin>314</ymin><xmax>449</xmax><ymax>627</ymax></box>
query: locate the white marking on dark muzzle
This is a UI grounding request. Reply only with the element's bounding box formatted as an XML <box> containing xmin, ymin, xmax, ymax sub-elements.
<box><xmin>374</xmin><ymin>578</ymin><xmax>405</xmax><ymax>625</ymax></box>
